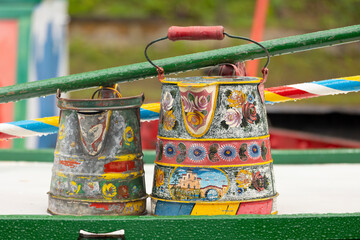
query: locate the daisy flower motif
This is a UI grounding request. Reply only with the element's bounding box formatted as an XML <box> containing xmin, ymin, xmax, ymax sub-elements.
<box><xmin>248</xmin><ymin>143</ymin><xmax>261</xmax><ymax>159</ymax></box>
<box><xmin>219</xmin><ymin>145</ymin><xmax>237</xmax><ymax>161</ymax></box>
<box><xmin>164</xmin><ymin>143</ymin><xmax>177</xmax><ymax>158</ymax></box>
<box><xmin>247</xmin><ymin>94</ymin><xmax>255</xmax><ymax>103</ymax></box>
<box><xmin>188</xmin><ymin>144</ymin><xmax>207</xmax><ymax>162</ymax></box>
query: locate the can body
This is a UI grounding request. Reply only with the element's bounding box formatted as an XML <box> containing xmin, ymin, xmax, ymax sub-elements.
<box><xmin>151</xmin><ymin>77</ymin><xmax>277</xmax><ymax>215</ymax></box>
<box><xmin>48</xmin><ymin>94</ymin><xmax>147</xmax><ymax>215</ymax></box>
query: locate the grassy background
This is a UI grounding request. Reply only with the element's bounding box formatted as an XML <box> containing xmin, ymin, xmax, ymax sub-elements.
<box><xmin>68</xmin><ymin>0</ymin><xmax>360</xmax><ymax>105</ymax></box>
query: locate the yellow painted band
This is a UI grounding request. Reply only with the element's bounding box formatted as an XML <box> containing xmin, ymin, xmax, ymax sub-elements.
<box><xmin>264</xmin><ymin>90</ymin><xmax>293</xmax><ymax>103</ymax></box>
<box><xmin>98</xmin><ymin>153</ymin><xmax>142</xmax><ymax>162</ymax></box>
<box><xmin>157</xmin><ymin>134</ymin><xmax>270</xmax><ymax>141</ymax></box>
<box><xmin>142</xmin><ymin>102</ymin><xmax>161</xmax><ymax>113</ymax></box>
<box><xmin>101</xmin><ymin>170</ymin><xmax>144</xmax><ymax>180</ymax></box>
<box><xmin>271</xmin><ymin>211</ymin><xmax>278</xmax><ymax>215</ymax></box>
<box><xmin>150</xmin><ymin>192</ymin><xmax>279</xmax><ymax>204</ymax></box>
<box><xmin>155</xmin><ymin>159</ymin><xmax>273</xmax><ymax>168</ymax></box>
<box><xmin>49</xmin><ymin>193</ymin><xmax>148</xmax><ymax>203</ymax></box>
<box><xmin>34</xmin><ymin>116</ymin><xmax>60</xmax><ymax>127</ymax></box>
<box><xmin>54</xmin><ymin>170</ymin><xmax>144</xmax><ymax>180</ymax></box>
<box><xmin>161</xmin><ymin>79</ymin><xmax>261</xmax><ymax>86</ymax></box>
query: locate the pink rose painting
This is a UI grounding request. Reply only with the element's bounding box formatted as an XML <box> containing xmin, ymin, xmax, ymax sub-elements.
<box><xmin>222</xmin><ymin>89</ymin><xmax>258</xmax><ymax>129</ymax></box>
<box><xmin>224</xmin><ymin>108</ymin><xmax>242</xmax><ymax>128</ymax></box>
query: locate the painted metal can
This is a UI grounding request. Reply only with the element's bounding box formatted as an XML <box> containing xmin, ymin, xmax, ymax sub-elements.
<box><xmin>48</xmin><ymin>90</ymin><xmax>147</xmax><ymax>215</ymax></box>
<box><xmin>146</xmin><ymin>26</ymin><xmax>278</xmax><ymax>216</ymax></box>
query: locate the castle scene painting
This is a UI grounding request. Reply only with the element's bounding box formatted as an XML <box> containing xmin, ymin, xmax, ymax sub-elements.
<box><xmin>169</xmin><ymin>167</ymin><xmax>229</xmax><ymax>201</ymax></box>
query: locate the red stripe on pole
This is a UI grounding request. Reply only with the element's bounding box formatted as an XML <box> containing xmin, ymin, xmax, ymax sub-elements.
<box><xmin>247</xmin><ymin>0</ymin><xmax>269</xmax><ymax>76</ymax></box>
<box><xmin>0</xmin><ymin>132</ymin><xmax>17</xmax><ymax>141</ymax></box>
<box><xmin>267</xmin><ymin>86</ymin><xmax>319</xmax><ymax>99</ymax></box>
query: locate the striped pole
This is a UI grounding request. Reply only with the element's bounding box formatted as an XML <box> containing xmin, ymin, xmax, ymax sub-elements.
<box><xmin>265</xmin><ymin>76</ymin><xmax>360</xmax><ymax>104</ymax></box>
<box><xmin>0</xmin><ymin>75</ymin><xmax>359</xmax><ymax>140</ymax></box>
<box><xmin>0</xmin><ymin>103</ymin><xmax>161</xmax><ymax>140</ymax></box>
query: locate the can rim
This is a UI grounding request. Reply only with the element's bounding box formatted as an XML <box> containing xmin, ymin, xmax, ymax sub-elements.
<box><xmin>56</xmin><ymin>90</ymin><xmax>144</xmax><ymax>110</ymax></box>
<box><xmin>160</xmin><ymin>76</ymin><xmax>261</xmax><ymax>87</ymax></box>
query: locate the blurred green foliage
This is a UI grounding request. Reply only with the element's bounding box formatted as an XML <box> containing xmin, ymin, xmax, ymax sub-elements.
<box><xmin>69</xmin><ymin>0</ymin><xmax>360</xmax><ymax>30</ymax></box>
<box><xmin>68</xmin><ymin>0</ymin><xmax>360</xmax><ymax>105</ymax></box>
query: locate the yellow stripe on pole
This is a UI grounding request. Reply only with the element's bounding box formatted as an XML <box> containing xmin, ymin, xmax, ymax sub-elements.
<box><xmin>142</xmin><ymin>102</ymin><xmax>161</xmax><ymax>113</ymax></box>
<box><xmin>342</xmin><ymin>75</ymin><xmax>360</xmax><ymax>82</ymax></box>
<box><xmin>34</xmin><ymin>116</ymin><xmax>60</xmax><ymax>127</ymax></box>
<box><xmin>264</xmin><ymin>90</ymin><xmax>293</xmax><ymax>103</ymax></box>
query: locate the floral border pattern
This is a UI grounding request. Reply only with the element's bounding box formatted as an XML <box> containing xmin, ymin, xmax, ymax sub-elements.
<box><xmin>155</xmin><ymin>137</ymin><xmax>271</xmax><ymax>166</ymax></box>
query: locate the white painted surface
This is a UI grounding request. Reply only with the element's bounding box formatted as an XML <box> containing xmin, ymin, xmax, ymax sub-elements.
<box><xmin>0</xmin><ymin>162</ymin><xmax>359</xmax><ymax>215</ymax></box>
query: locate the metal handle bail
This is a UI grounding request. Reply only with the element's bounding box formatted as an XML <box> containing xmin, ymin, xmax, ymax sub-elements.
<box><xmin>144</xmin><ymin>26</ymin><xmax>270</xmax><ymax>81</ymax></box>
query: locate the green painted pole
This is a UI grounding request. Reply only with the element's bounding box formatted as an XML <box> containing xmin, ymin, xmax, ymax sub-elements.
<box><xmin>0</xmin><ymin>25</ymin><xmax>359</xmax><ymax>103</ymax></box>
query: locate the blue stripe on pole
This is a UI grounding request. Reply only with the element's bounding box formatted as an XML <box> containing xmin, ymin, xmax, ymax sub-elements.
<box><xmin>314</xmin><ymin>79</ymin><xmax>360</xmax><ymax>92</ymax></box>
<box><xmin>140</xmin><ymin>108</ymin><xmax>160</xmax><ymax>120</ymax></box>
<box><xmin>11</xmin><ymin>120</ymin><xmax>59</xmax><ymax>134</ymax></box>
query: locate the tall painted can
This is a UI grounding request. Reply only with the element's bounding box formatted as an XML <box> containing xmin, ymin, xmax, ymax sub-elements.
<box><xmin>48</xmin><ymin>89</ymin><xmax>147</xmax><ymax>215</ymax></box>
<box><xmin>147</xmin><ymin>26</ymin><xmax>278</xmax><ymax>216</ymax></box>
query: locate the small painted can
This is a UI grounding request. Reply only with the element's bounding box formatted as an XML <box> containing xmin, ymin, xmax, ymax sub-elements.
<box><xmin>146</xmin><ymin>26</ymin><xmax>278</xmax><ymax>216</ymax></box>
<box><xmin>48</xmin><ymin>90</ymin><xmax>147</xmax><ymax>215</ymax></box>
<box><xmin>151</xmin><ymin>77</ymin><xmax>278</xmax><ymax>216</ymax></box>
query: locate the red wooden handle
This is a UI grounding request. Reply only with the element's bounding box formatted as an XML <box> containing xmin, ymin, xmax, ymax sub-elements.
<box><xmin>168</xmin><ymin>26</ymin><xmax>224</xmax><ymax>41</ymax></box>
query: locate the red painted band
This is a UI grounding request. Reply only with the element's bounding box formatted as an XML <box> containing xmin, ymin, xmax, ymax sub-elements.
<box><xmin>104</xmin><ymin>160</ymin><xmax>136</xmax><ymax>173</ymax></box>
<box><xmin>168</xmin><ymin>26</ymin><xmax>224</xmax><ymax>41</ymax></box>
<box><xmin>156</xmin><ymin>137</ymin><xmax>271</xmax><ymax>166</ymax></box>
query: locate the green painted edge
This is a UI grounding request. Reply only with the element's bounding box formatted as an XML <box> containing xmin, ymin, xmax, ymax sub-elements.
<box><xmin>1</xmin><ymin>148</ymin><xmax>360</xmax><ymax>164</ymax></box>
<box><xmin>13</xmin><ymin>15</ymin><xmax>31</xmax><ymax>149</ymax></box>
<box><xmin>0</xmin><ymin>213</ymin><xmax>359</xmax><ymax>239</ymax></box>
<box><xmin>0</xmin><ymin>4</ymin><xmax>37</xmax><ymax>18</ymax></box>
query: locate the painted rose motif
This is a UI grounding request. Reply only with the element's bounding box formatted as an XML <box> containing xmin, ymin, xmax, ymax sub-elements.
<box><xmin>162</xmin><ymin>92</ymin><xmax>174</xmax><ymax>111</ymax></box>
<box><xmin>186</xmin><ymin>111</ymin><xmax>205</xmax><ymax>126</ymax></box>
<box><xmin>123</xmin><ymin>126</ymin><xmax>134</xmax><ymax>146</ymax></box>
<box><xmin>118</xmin><ymin>185</ymin><xmax>129</xmax><ymax>199</ymax></box>
<box><xmin>180</xmin><ymin>86</ymin><xmax>216</xmax><ymax>137</ymax></box>
<box><xmin>155</xmin><ymin>168</ymin><xmax>165</xmax><ymax>187</ymax></box>
<box><xmin>242</xmin><ymin>102</ymin><xmax>257</xmax><ymax>124</ymax></box>
<box><xmin>102</xmin><ymin>183</ymin><xmax>117</xmax><ymax>199</ymax></box>
<box><xmin>194</xmin><ymin>95</ymin><xmax>209</xmax><ymax>111</ymax></box>
<box><xmin>251</xmin><ymin>171</ymin><xmax>265</xmax><ymax>192</ymax></box>
<box><xmin>163</xmin><ymin>110</ymin><xmax>176</xmax><ymax>131</ymax></box>
<box><xmin>224</xmin><ymin>108</ymin><xmax>242</xmax><ymax>128</ymax></box>
<box><xmin>181</xmin><ymin>95</ymin><xmax>194</xmax><ymax>112</ymax></box>
<box><xmin>236</xmin><ymin>169</ymin><xmax>252</xmax><ymax>188</ymax></box>
<box><xmin>222</xmin><ymin>89</ymin><xmax>259</xmax><ymax>129</ymax></box>
<box><xmin>227</xmin><ymin>90</ymin><xmax>246</xmax><ymax>108</ymax></box>
<box><xmin>161</xmin><ymin>91</ymin><xmax>178</xmax><ymax>131</ymax></box>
